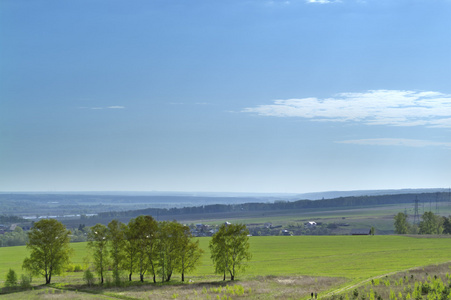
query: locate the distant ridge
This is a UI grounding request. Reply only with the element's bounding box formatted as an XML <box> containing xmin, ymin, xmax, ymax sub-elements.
<box><xmin>96</xmin><ymin>190</ymin><xmax>451</xmax><ymax>221</ymax></box>
<box><xmin>293</xmin><ymin>188</ymin><xmax>448</xmax><ymax>200</ymax></box>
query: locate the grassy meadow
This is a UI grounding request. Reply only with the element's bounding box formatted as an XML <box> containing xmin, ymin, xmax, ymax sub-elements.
<box><xmin>1</xmin><ymin>235</ymin><xmax>451</xmax><ymax>299</ymax></box>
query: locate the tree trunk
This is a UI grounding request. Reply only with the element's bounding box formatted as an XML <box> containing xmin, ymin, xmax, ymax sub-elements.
<box><xmin>182</xmin><ymin>272</ymin><xmax>184</xmax><ymax>282</ymax></box>
<box><xmin>129</xmin><ymin>273</ymin><xmax>132</xmax><ymax>281</ymax></box>
<box><xmin>140</xmin><ymin>274</ymin><xmax>144</xmax><ymax>282</ymax></box>
<box><xmin>153</xmin><ymin>274</ymin><xmax>156</xmax><ymax>283</ymax></box>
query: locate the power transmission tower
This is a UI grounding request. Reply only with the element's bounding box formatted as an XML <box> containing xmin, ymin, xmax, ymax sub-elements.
<box><xmin>435</xmin><ymin>192</ymin><xmax>439</xmax><ymax>215</ymax></box>
<box><xmin>413</xmin><ymin>196</ymin><xmax>420</xmax><ymax>226</ymax></box>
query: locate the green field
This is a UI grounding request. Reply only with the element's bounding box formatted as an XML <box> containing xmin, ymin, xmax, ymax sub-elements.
<box><xmin>225</xmin><ymin>236</ymin><xmax>451</xmax><ymax>282</ymax></box>
<box><xmin>2</xmin><ymin>236</ymin><xmax>451</xmax><ymax>283</ymax></box>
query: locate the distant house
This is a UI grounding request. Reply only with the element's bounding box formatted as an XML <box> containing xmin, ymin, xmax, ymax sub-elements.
<box><xmin>306</xmin><ymin>221</ymin><xmax>317</xmax><ymax>228</ymax></box>
<box><xmin>351</xmin><ymin>228</ymin><xmax>371</xmax><ymax>235</ymax></box>
<box><xmin>192</xmin><ymin>224</ymin><xmax>211</xmax><ymax>237</ymax></box>
<box><xmin>224</xmin><ymin>221</ymin><xmax>231</xmax><ymax>226</ymax></box>
<box><xmin>264</xmin><ymin>222</ymin><xmax>272</xmax><ymax>229</ymax></box>
<box><xmin>282</xmin><ymin>230</ymin><xmax>292</xmax><ymax>236</ymax></box>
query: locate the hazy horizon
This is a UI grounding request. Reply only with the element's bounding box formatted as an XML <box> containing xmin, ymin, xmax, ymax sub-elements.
<box><xmin>1</xmin><ymin>187</ymin><xmax>448</xmax><ymax>197</ymax></box>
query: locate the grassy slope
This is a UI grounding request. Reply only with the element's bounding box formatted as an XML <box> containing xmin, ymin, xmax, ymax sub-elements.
<box><xmin>2</xmin><ymin>236</ymin><xmax>451</xmax><ymax>286</ymax></box>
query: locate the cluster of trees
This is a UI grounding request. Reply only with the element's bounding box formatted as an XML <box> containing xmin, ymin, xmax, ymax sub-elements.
<box><xmin>0</xmin><ymin>226</ymin><xmax>27</xmax><ymax>247</ymax></box>
<box><xmin>394</xmin><ymin>212</ymin><xmax>451</xmax><ymax>234</ymax></box>
<box><xmin>88</xmin><ymin>216</ymin><xmax>204</xmax><ymax>284</ymax></box>
<box><xmin>21</xmin><ymin>217</ymin><xmax>252</xmax><ymax>285</ymax></box>
<box><xmin>0</xmin><ymin>215</ymin><xmax>26</xmax><ymax>223</ymax></box>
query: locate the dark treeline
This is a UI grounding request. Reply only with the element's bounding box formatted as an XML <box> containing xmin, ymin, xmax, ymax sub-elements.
<box><xmin>97</xmin><ymin>192</ymin><xmax>451</xmax><ymax>219</ymax></box>
<box><xmin>0</xmin><ymin>215</ymin><xmax>26</xmax><ymax>223</ymax></box>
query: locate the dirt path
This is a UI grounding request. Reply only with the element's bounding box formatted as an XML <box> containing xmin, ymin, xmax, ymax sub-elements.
<box><xmin>321</xmin><ymin>271</ymin><xmax>398</xmax><ymax>298</ymax></box>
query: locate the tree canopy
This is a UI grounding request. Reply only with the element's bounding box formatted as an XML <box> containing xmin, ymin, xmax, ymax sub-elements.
<box><xmin>22</xmin><ymin>219</ymin><xmax>73</xmax><ymax>284</ymax></box>
<box><xmin>419</xmin><ymin>211</ymin><xmax>444</xmax><ymax>234</ymax></box>
<box><xmin>394</xmin><ymin>212</ymin><xmax>410</xmax><ymax>234</ymax></box>
<box><xmin>101</xmin><ymin>217</ymin><xmax>203</xmax><ymax>284</ymax></box>
<box><xmin>87</xmin><ymin>223</ymin><xmax>109</xmax><ymax>284</ymax></box>
<box><xmin>209</xmin><ymin>223</ymin><xmax>251</xmax><ymax>281</ymax></box>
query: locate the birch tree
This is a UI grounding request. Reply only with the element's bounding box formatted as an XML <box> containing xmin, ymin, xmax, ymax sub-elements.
<box><xmin>22</xmin><ymin>219</ymin><xmax>73</xmax><ymax>284</ymax></box>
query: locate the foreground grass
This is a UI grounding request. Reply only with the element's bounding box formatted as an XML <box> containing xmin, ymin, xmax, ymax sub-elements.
<box><xmin>1</xmin><ymin>235</ymin><xmax>451</xmax><ymax>299</ymax></box>
<box><xmin>322</xmin><ymin>262</ymin><xmax>451</xmax><ymax>300</ymax></box>
<box><xmin>0</xmin><ymin>286</ymin><xmax>113</xmax><ymax>299</ymax></box>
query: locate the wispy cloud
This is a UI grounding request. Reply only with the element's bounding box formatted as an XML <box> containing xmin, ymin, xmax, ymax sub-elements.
<box><xmin>79</xmin><ymin>106</ymin><xmax>125</xmax><ymax>110</ymax></box>
<box><xmin>307</xmin><ymin>0</ymin><xmax>340</xmax><ymax>4</ymax></box>
<box><xmin>242</xmin><ymin>90</ymin><xmax>451</xmax><ymax>128</ymax></box>
<box><xmin>337</xmin><ymin>138</ymin><xmax>451</xmax><ymax>149</ymax></box>
<box><xmin>265</xmin><ymin>0</ymin><xmax>291</xmax><ymax>6</ymax></box>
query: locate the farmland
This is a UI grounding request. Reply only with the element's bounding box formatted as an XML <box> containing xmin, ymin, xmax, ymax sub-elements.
<box><xmin>1</xmin><ymin>235</ymin><xmax>451</xmax><ymax>299</ymax></box>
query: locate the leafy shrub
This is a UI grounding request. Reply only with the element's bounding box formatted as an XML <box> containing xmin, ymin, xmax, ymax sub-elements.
<box><xmin>113</xmin><ymin>270</ymin><xmax>122</xmax><ymax>286</ymax></box>
<box><xmin>5</xmin><ymin>269</ymin><xmax>18</xmax><ymax>288</ymax></box>
<box><xmin>20</xmin><ymin>274</ymin><xmax>32</xmax><ymax>289</ymax></box>
<box><xmin>83</xmin><ymin>269</ymin><xmax>95</xmax><ymax>286</ymax></box>
<box><xmin>65</xmin><ymin>264</ymin><xmax>74</xmax><ymax>272</ymax></box>
<box><xmin>74</xmin><ymin>264</ymin><xmax>83</xmax><ymax>272</ymax></box>
<box><xmin>421</xmin><ymin>282</ymin><xmax>431</xmax><ymax>294</ymax></box>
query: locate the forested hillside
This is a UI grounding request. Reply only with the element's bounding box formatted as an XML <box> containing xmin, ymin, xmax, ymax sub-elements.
<box><xmin>97</xmin><ymin>192</ymin><xmax>451</xmax><ymax>220</ymax></box>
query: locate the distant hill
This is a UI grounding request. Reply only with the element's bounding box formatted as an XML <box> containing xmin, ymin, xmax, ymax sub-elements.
<box><xmin>96</xmin><ymin>191</ymin><xmax>451</xmax><ymax>221</ymax></box>
<box><xmin>293</xmin><ymin>188</ymin><xmax>449</xmax><ymax>200</ymax></box>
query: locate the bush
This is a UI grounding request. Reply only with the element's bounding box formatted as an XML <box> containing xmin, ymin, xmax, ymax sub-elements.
<box><xmin>5</xmin><ymin>269</ymin><xmax>18</xmax><ymax>288</ymax></box>
<box><xmin>20</xmin><ymin>274</ymin><xmax>32</xmax><ymax>289</ymax></box>
<box><xmin>113</xmin><ymin>269</ymin><xmax>122</xmax><ymax>286</ymax></box>
<box><xmin>74</xmin><ymin>264</ymin><xmax>83</xmax><ymax>272</ymax></box>
<box><xmin>421</xmin><ymin>282</ymin><xmax>431</xmax><ymax>294</ymax></box>
<box><xmin>83</xmin><ymin>269</ymin><xmax>95</xmax><ymax>286</ymax></box>
<box><xmin>65</xmin><ymin>264</ymin><xmax>74</xmax><ymax>272</ymax></box>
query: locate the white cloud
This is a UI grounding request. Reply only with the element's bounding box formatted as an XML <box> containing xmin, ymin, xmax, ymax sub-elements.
<box><xmin>307</xmin><ymin>0</ymin><xmax>340</xmax><ymax>4</ymax></box>
<box><xmin>78</xmin><ymin>106</ymin><xmax>125</xmax><ymax>110</ymax></box>
<box><xmin>265</xmin><ymin>0</ymin><xmax>290</xmax><ymax>5</ymax></box>
<box><xmin>337</xmin><ymin>138</ymin><xmax>451</xmax><ymax>149</ymax></box>
<box><xmin>242</xmin><ymin>90</ymin><xmax>451</xmax><ymax>128</ymax></box>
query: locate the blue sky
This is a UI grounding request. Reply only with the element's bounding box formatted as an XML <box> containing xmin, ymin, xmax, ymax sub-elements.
<box><xmin>1</xmin><ymin>0</ymin><xmax>450</xmax><ymax>193</ymax></box>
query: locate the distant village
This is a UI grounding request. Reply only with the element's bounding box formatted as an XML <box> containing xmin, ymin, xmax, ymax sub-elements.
<box><xmin>1</xmin><ymin>216</ymin><xmax>373</xmax><ymax>247</ymax></box>
<box><xmin>188</xmin><ymin>220</ymin><xmax>369</xmax><ymax>237</ymax></box>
